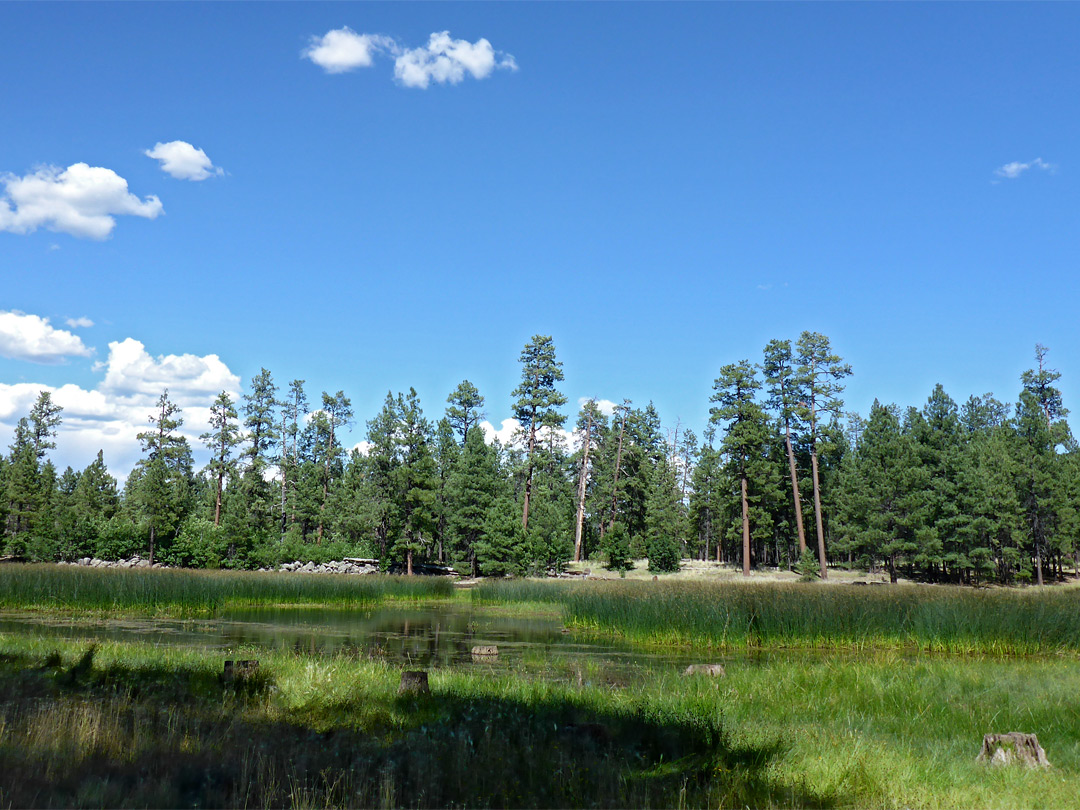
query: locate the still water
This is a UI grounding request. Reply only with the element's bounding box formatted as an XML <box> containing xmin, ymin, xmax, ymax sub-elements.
<box><xmin>0</xmin><ymin>605</ymin><xmax>714</xmax><ymax>679</ymax></box>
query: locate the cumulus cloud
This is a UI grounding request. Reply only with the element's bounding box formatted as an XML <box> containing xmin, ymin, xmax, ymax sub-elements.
<box><xmin>479</xmin><ymin>417</ymin><xmax>577</xmax><ymax>451</ymax></box>
<box><xmin>394</xmin><ymin>31</ymin><xmax>517</xmax><ymax>89</ymax></box>
<box><xmin>65</xmin><ymin>317</ymin><xmax>94</xmax><ymax>329</ymax></box>
<box><xmin>994</xmin><ymin>158</ymin><xmax>1055</xmax><ymax>180</ymax></box>
<box><xmin>0</xmin><ymin>338</ymin><xmax>242</xmax><ymax>482</ymax></box>
<box><xmin>99</xmin><ymin>338</ymin><xmax>240</xmax><ymax>404</ymax></box>
<box><xmin>0</xmin><ymin>163</ymin><xmax>163</xmax><ymax>240</ymax></box>
<box><xmin>0</xmin><ymin>310</ymin><xmax>92</xmax><ymax>364</ymax></box>
<box><xmin>144</xmin><ymin>141</ymin><xmax>223</xmax><ymax>181</ymax></box>
<box><xmin>304</xmin><ymin>27</ymin><xmax>516</xmax><ymax>88</ymax></box>
<box><xmin>303</xmin><ymin>27</ymin><xmax>394</xmax><ymax>73</ymax></box>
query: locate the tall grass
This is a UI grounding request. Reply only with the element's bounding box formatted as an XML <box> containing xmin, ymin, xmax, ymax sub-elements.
<box><xmin>0</xmin><ymin>564</ymin><xmax>453</xmax><ymax>614</ymax></box>
<box><xmin>474</xmin><ymin>579</ymin><xmax>1080</xmax><ymax>654</ymax></box>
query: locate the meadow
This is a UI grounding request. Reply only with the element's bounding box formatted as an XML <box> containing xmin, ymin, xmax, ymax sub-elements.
<box><xmin>1</xmin><ymin>567</ymin><xmax>1079</xmax><ymax>808</ymax></box>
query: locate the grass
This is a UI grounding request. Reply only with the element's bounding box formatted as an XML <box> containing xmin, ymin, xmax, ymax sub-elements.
<box><xmin>0</xmin><ymin>563</ymin><xmax>454</xmax><ymax>615</ymax></box>
<box><xmin>0</xmin><ymin>634</ymin><xmax>813</xmax><ymax>809</ymax></box>
<box><xmin>473</xmin><ymin>578</ymin><xmax>1080</xmax><ymax>654</ymax></box>
<box><xmin>1</xmin><ymin>633</ymin><xmax>1079</xmax><ymax>808</ymax></box>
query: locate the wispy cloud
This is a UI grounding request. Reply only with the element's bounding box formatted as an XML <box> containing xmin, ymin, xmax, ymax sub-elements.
<box><xmin>0</xmin><ymin>163</ymin><xmax>162</xmax><ymax>239</ymax></box>
<box><xmin>145</xmin><ymin>141</ymin><xmax>223</xmax><ymax>181</ymax></box>
<box><xmin>65</xmin><ymin>317</ymin><xmax>94</xmax><ymax>329</ymax></box>
<box><xmin>304</xmin><ymin>27</ymin><xmax>517</xmax><ymax>89</ymax></box>
<box><xmin>994</xmin><ymin>157</ymin><xmax>1055</xmax><ymax>180</ymax></box>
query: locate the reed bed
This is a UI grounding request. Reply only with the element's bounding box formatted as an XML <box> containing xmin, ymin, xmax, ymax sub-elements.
<box><xmin>0</xmin><ymin>564</ymin><xmax>453</xmax><ymax>614</ymax></box>
<box><xmin>474</xmin><ymin>579</ymin><xmax>1080</xmax><ymax>654</ymax></box>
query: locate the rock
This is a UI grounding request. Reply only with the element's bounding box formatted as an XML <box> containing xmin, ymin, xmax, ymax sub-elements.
<box><xmin>977</xmin><ymin>733</ymin><xmax>1050</xmax><ymax>768</ymax></box>
<box><xmin>79</xmin><ymin>557</ymin><xmax>91</xmax><ymax>566</ymax></box>
<box><xmin>135</xmin><ymin>560</ymin><xmax>150</xmax><ymax>568</ymax></box>
<box><xmin>471</xmin><ymin>645</ymin><xmax>499</xmax><ymax>656</ymax></box>
<box><xmin>301</xmin><ymin>562</ymin><xmax>315</xmax><ymax>573</ymax></box>
<box><xmin>398</xmin><ymin>670</ymin><xmax>430</xmax><ymax>695</ymax></box>
<box><xmin>682</xmin><ymin>664</ymin><xmax>726</xmax><ymax>677</ymax></box>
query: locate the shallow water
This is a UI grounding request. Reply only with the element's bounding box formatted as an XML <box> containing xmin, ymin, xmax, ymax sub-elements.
<box><xmin>0</xmin><ymin>604</ymin><xmax>720</xmax><ymax>682</ymax></box>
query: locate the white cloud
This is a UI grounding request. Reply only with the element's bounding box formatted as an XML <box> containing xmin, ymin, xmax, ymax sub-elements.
<box><xmin>303</xmin><ymin>27</ymin><xmax>394</xmax><ymax>73</ymax></box>
<box><xmin>994</xmin><ymin>157</ymin><xmax>1055</xmax><ymax>180</ymax></box>
<box><xmin>479</xmin><ymin>417</ymin><xmax>577</xmax><ymax>451</ymax></box>
<box><xmin>0</xmin><ymin>310</ymin><xmax>92</xmax><ymax>364</ymax></box>
<box><xmin>0</xmin><ymin>338</ymin><xmax>242</xmax><ymax>483</ymax></box>
<box><xmin>144</xmin><ymin>141</ymin><xmax>223</xmax><ymax>181</ymax></box>
<box><xmin>99</xmin><ymin>338</ymin><xmax>239</xmax><ymax>404</ymax></box>
<box><xmin>65</xmin><ymin>316</ymin><xmax>94</xmax><ymax>329</ymax></box>
<box><xmin>394</xmin><ymin>31</ymin><xmax>517</xmax><ymax>89</ymax></box>
<box><xmin>352</xmin><ymin>440</ymin><xmax>373</xmax><ymax>456</ymax></box>
<box><xmin>0</xmin><ymin>163</ymin><xmax>163</xmax><ymax>239</ymax></box>
<box><xmin>304</xmin><ymin>27</ymin><xmax>516</xmax><ymax>89</ymax></box>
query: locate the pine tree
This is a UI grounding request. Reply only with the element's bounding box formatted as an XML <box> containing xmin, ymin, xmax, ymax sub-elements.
<box><xmin>314</xmin><ymin>391</ymin><xmax>353</xmax><ymax>544</ymax></box>
<box><xmin>645</xmin><ymin>453</ymin><xmax>682</xmax><ymax>572</ymax></box>
<box><xmin>200</xmin><ymin>391</ymin><xmax>242</xmax><ymax>527</ymax></box>
<box><xmin>795</xmin><ymin>332</ymin><xmax>851</xmax><ymax>579</ymax></box>
<box><xmin>710</xmin><ymin>361</ymin><xmax>767</xmax><ymax>576</ymax></box>
<box><xmin>763</xmin><ymin>339</ymin><xmax>808</xmax><ymax>554</ymax></box>
<box><xmin>133</xmin><ymin>390</ymin><xmax>193</xmax><ymax>564</ymax></box>
<box><xmin>446</xmin><ymin>380</ymin><xmax>486</xmax><ymax>446</ymax></box>
<box><xmin>446</xmin><ymin>426</ymin><xmax>501</xmax><ymax>575</ymax></box>
<box><xmin>512</xmin><ymin>335</ymin><xmax>567</xmax><ymax>532</ymax></box>
<box><xmin>241</xmin><ymin>368</ymin><xmax>278</xmax><ymax>533</ymax></box>
<box><xmin>390</xmin><ymin>389</ymin><xmax>437</xmax><ymax>574</ymax></box>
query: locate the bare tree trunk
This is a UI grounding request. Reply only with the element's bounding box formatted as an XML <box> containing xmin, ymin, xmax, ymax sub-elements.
<box><xmin>573</xmin><ymin>413</ymin><xmax>593</xmax><ymax>563</ymax></box>
<box><xmin>741</xmin><ymin>475</ymin><xmax>750</xmax><ymax>577</ymax></box>
<box><xmin>607</xmin><ymin>407</ymin><xmax>628</xmax><ymax>533</ymax></box>
<box><xmin>784</xmin><ymin>424</ymin><xmax>806</xmax><ymax>554</ymax></box>
<box><xmin>811</xmin><ymin>450</ymin><xmax>828</xmax><ymax>580</ymax></box>
<box><xmin>521</xmin><ymin>417</ymin><xmax>536</xmax><ymax>531</ymax></box>
<box><xmin>149</xmin><ymin>524</ymin><xmax>155</xmax><ymax>566</ymax></box>
<box><xmin>407</xmin><ymin>547</ymin><xmax>413</xmax><ymax>576</ymax></box>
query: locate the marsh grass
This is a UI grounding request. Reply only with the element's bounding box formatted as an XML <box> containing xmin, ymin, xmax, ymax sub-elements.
<box><xmin>0</xmin><ymin>564</ymin><xmax>453</xmax><ymax>615</ymax></box>
<box><xmin>475</xmin><ymin>578</ymin><xmax>1080</xmax><ymax>654</ymax></box>
<box><xmin>0</xmin><ymin>635</ymin><xmax>816</xmax><ymax>809</ymax></box>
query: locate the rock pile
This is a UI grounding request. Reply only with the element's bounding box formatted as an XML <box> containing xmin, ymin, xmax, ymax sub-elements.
<box><xmin>63</xmin><ymin>556</ymin><xmax>162</xmax><ymax>569</ymax></box>
<box><xmin>271</xmin><ymin>560</ymin><xmax>380</xmax><ymax>575</ymax></box>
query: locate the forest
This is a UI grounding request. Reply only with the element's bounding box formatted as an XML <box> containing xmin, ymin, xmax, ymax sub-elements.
<box><xmin>1</xmin><ymin>333</ymin><xmax>1075</xmax><ymax>586</ymax></box>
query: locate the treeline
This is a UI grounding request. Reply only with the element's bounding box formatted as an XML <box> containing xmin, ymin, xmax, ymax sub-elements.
<box><xmin>1</xmin><ymin>335</ymin><xmax>1075</xmax><ymax>585</ymax></box>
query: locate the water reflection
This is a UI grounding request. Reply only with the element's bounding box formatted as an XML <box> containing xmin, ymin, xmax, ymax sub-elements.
<box><xmin>0</xmin><ymin>605</ymin><xmax>709</xmax><ymax>680</ymax></box>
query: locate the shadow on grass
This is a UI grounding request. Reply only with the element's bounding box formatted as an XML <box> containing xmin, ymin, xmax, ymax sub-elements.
<box><xmin>0</xmin><ymin>649</ymin><xmax>840</xmax><ymax>809</ymax></box>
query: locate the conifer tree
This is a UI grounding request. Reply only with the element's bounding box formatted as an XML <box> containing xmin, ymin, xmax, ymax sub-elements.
<box><xmin>710</xmin><ymin>361</ymin><xmax>767</xmax><ymax>576</ymax></box>
<box><xmin>512</xmin><ymin>335</ymin><xmax>567</xmax><ymax>532</ymax></box>
<box><xmin>795</xmin><ymin>332</ymin><xmax>851</xmax><ymax>579</ymax></box>
<box><xmin>200</xmin><ymin>391</ymin><xmax>242</xmax><ymax>527</ymax></box>
<box><xmin>134</xmin><ymin>390</ymin><xmax>193</xmax><ymax>563</ymax></box>
<box><xmin>763</xmin><ymin>339</ymin><xmax>808</xmax><ymax>553</ymax></box>
<box><xmin>446</xmin><ymin>380</ymin><xmax>486</xmax><ymax>446</ymax></box>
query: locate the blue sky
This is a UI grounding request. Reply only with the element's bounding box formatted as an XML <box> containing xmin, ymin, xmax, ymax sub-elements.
<box><xmin>2</xmin><ymin>2</ymin><xmax>1078</xmax><ymax>477</ymax></box>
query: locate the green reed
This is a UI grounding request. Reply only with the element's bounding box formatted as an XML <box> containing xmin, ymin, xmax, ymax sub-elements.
<box><xmin>0</xmin><ymin>564</ymin><xmax>453</xmax><ymax>614</ymax></box>
<box><xmin>474</xmin><ymin>579</ymin><xmax>1080</xmax><ymax>654</ymax></box>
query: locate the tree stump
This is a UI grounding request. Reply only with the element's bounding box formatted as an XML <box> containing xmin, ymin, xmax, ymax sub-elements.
<box><xmin>223</xmin><ymin>659</ymin><xmax>260</xmax><ymax>683</ymax></box>
<box><xmin>682</xmin><ymin>663</ymin><xmax>726</xmax><ymax>677</ymax></box>
<box><xmin>398</xmin><ymin>670</ymin><xmax>430</xmax><ymax>695</ymax></box>
<box><xmin>471</xmin><ymin>645</ymin><xmax>498</xmax><ymax>656</ymax></box>
<box><xmin>977</xmin><ymin>733</ymin><xmax>1050</xmax><ymax>768</ymax></box>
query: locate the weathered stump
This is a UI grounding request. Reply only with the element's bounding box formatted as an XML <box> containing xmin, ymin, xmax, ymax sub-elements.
<box><xmin>682</xmin><ymin>663</ymin><xmax>726</xmax><ymax>677</ymax></box>
<box><xmin>471</xmin><ymin>645</ymin><xmax>499</xmax><ymax>656</ymax></box>
<box><xmin>398</xmin><ymin>670</ymin><xmax>430</xmax><ymax>695</ymax></box>
<box><xmin>223</xmin><ymin>659</ymin><xmax>260</xmax><ymax>683</ymax></box>
<box><xmin>977</xmin><ymin>733</ymin><xmax>1050</xmax><ymax>768</ymax></box>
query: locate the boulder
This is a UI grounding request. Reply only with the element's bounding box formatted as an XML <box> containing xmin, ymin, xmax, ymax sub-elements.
<box><xmin>978</xmin><ymin>733</ymin><xmax>1050</xmax><ymax>768</ymax></box>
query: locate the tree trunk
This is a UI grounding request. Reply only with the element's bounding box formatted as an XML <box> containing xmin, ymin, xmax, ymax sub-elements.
<box><xmin>521</xmin><ymin>417</ymin><xmax>536</xmax><ymax>531</ymax></box>
<box><xmin>407</xmin><ymin>547</ymin><xmax>414</xmax><ymax>576</ymax></box>
<box><xmin>149</xmin><ymin>524</ymin><xmax>155</xmax><ymax>566</ymax></box>
<box><xmin>784</xmin><ymin>424</ymin><xmax>807</xmax><ymax>554</ymax></box>
<box><xmin>607</xmin><ymin>408</ymin><xmax>628</xmax><ymax>533</ymax></box>
<box><xmin>741</xmin><ymin>475</ymin><xmax>750</xmax><ymax>577</ymax></box>
<box><xmin>810</xmin><ymin>450</ymin><xmax>828</xmax><ymax>580</ymax></box>
<box><xmin>573</xmin><ymin>414</ymin><xmax>593</xmax><ymax>563</ymax></box>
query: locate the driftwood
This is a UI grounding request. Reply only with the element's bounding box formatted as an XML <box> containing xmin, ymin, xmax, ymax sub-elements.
<box><xmin>471</xmin><ymin>645</ymin><xmax>499</xmax><ymax>656</ymax></box>
<box><xmin>223</xmin><ymin>659</ymin><xmax>260</xmax><ymax>682</ymax></box>
<box><xmin>977</xmin><ymin>733</ymin><xmax>1050</xmax><ymax>768</ymax></box>
<box><xmin>682</xmin><ymin>663</ymin><xmax>726</xmax><ymax>677</ymax></box>
<box><xmin>398</xmin><ymin>670</ymin><xmax>430</xmax><ymax>695</ymax></box>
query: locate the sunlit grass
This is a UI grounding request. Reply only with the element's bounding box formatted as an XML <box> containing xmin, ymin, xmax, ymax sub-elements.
<box><xmin>0</xmin><ymin>564</ymin><xmax>453</xmax><ymax>615</ymax></box>
<box><xmin>474</xmin><ymin>578</ymin><xmax>1080</xmax><ymax>654</ymax></box>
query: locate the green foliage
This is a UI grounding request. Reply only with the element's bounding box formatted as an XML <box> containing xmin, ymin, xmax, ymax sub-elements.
<box><xmin>796</xmin><ymin>547</ymin><xmax>818</xmax><ymax>580</ymax></box>
<box><xmin>602</xmin><ymin>521</ymin><xmax>632</xmax><ymax>572</ymax></box>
